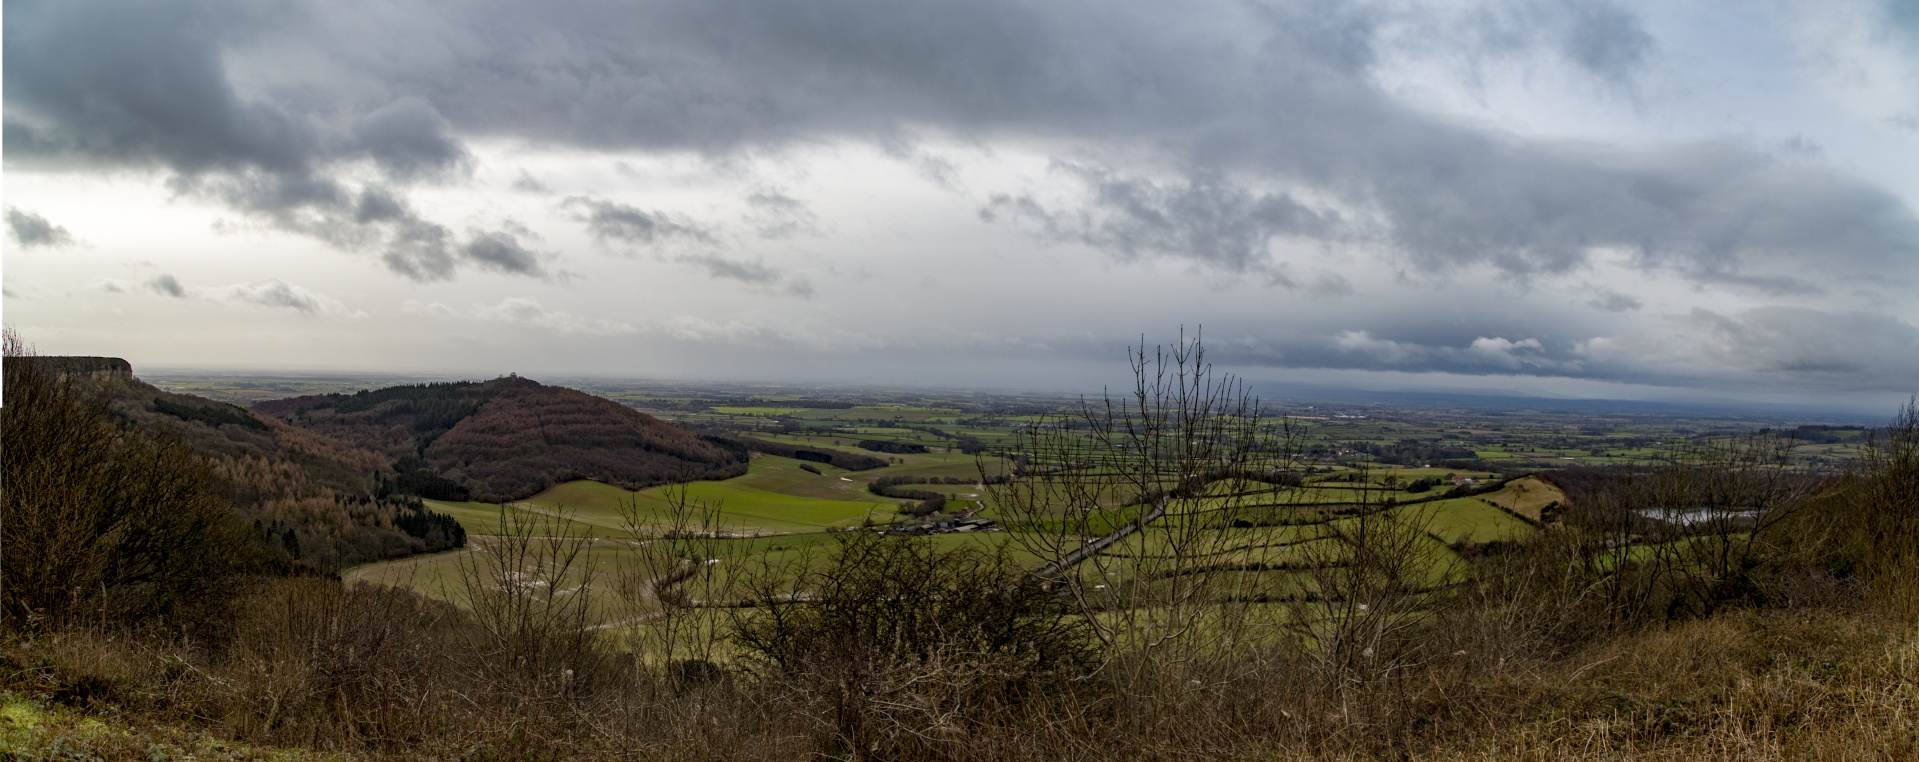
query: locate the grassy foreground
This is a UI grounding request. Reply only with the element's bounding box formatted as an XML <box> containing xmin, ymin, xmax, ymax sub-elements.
<box><xmin>5</xmin><ymin>591</ymin><xmax>1914</xmax><ymax>760</ymax></box>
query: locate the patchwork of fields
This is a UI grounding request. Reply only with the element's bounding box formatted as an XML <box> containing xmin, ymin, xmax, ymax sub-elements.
<box><xmin>312</xmin><ymin>388</ymin><xmax>1861</xmax><ymax>653</ymax></box>
<box><xmin>346</xmin><ymin>430</ymin><xmax>1547</xmax><ymax>630</ymax></box>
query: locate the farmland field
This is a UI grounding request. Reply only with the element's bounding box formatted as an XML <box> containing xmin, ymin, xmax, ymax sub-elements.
<box><xmin>306</xmin><ymin>373</ymin><xmax>1877</xmax><ymax>661</ymax></box>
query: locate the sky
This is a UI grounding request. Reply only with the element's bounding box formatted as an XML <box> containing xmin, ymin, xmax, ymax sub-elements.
<box><xmin>3</xmin><ymin>0</ymin><xmax>1917</xmax><ymax>413</ymax></box>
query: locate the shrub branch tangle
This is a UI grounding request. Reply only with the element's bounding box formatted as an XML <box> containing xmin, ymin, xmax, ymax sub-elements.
<box><xmin>991</xmin><ymin>330</ymin><xmax>1338</xmax><ymax>692</ymax></box>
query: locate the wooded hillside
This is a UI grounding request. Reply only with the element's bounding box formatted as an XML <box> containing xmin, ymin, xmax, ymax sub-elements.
<box><xmin>254</xmin><ymin>376</ymin><xmax>746</xmax><ymax>502</ymax></box>
<box><xmin>7</xmin><ymin>355</ymin><xmax>465</xmax><ymax>576</ymax></box>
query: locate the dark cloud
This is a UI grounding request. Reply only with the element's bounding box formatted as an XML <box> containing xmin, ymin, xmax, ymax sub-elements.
<box><xmin>5</xmin><ymin>207</ymin><xmax>75</xmax><ymax>248</ymax></box>
<box><xmin>1</xmin><ymin>0</ymin><xmax>494</xmax><ymax>279</ymax></box>
<box><xmin>3</xmin><ymin>2</ymin><xmax>314</xmax><ymax>174</ymax></box>
<box><xmin>565</xmin><ymin>197</ymin><xmax>716</xmax><ymax>247</ymax></box>
<box><xmin>146</xmin><ymin>273</ymin><xmax>187</xmax><ymax>298</ymax></box>
<box><xmin>461</xmin><ymin>229</ymin><xmax>547</xmax><ymax>277</ymax></box>
<box><xmin>350</xmin><ymin>98</ymin><xmax>471</xmax><ymax>180</ymax></box>
<box><xmin>3</xmin><ymin>0</ymin><xmax>1915</xmax><ymax>344</ymax></box>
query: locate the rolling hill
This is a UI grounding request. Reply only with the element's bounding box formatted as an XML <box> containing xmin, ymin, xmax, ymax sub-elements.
<box><xmin>253</xmin><ymin>376</ymin><xmax>748</xmax><ymax>502</ymax></box>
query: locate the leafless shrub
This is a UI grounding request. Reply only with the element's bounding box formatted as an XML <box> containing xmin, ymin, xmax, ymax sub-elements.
<box><xmin>615</xmin><ymin>481</ymin><xmax>739</xmax><ymax>687</ymax></box>
<box><xmin>991</xmin><ymin>329</ymin><xmax>1305</xmax><ymax>692</ymax></box>
<box><xmin>216</xmin><ymin>578</ymin><xmax>463</xmax><ymax>747</ymax></box>
<box><xmin>451</xmin><ymin>504</ymin><xmax>606</xmax><ymax>697</ymax></box>
<box><xmin>1287</xmin><ymin>500</ymin><xmax>1450</xmax><ymax>696</ymax></box>
<box><xmin>733</xmin><ymin>532</ymin><xmax>1096</xmax><ymax>759</ymax></box>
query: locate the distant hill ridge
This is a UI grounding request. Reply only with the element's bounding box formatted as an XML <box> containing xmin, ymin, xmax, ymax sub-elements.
<box><xmin>254</xmin><ymin>376</ymin><xmax>748</xmax><ymax>502</ymax></box>
<box><xmin>9</xmin><ymin>355</ymin><xmax>132</xmax><ymax>380</ymax></box>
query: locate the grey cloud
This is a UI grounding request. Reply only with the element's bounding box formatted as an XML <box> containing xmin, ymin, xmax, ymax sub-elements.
<box><xmin>2</xmin><ymin>1</ymin><xmax>490</xmax><ymax>278</ymax></box>
<box><xmin>678</xmin><ymin>253</ymin><xmax>813</xmax><ymax>297</ymax></box>
<box><xmin>1421</xmin><ymin>0</ymin><xmax>1653</xmax><ymax>88</ymax></box>
<box><xmin>146</xmin><ymin>274</ymin><xmax>187</xmax><ymax>298</ymax></box>
<box><xmin>1188</xmin><ymin>304</ymin><xmax>1919</xmax><ymax>393</ymax></box>
<box><xmin>1578</xmin><ymin>308</ymin><xmax>1919</xmax><ymax>391</ymax></box>
<box><xmin>1586</xmin><ymin>289</ymin><xmax>1642</xmax><ymax>313</ymax></box>
<box><xmin>680</xmin><ymin>253</ymin><xmax>779</xmax><ymax>284</ymax></box>
<box><xmin>981</xmin><ymin>163</ymin><xmax>1346</xmax><ymax>276</ymax></box>
<box><xmin>511</xmin><ymin>170</ymin><xmax>551</xmax><ymax>194</ymax></box>
<box><xmin>1165</xmin><ymin>327</ymin><xmax>1588</xmax><ymax>379</ymax></box>
<box><xmin>5</xmin><ymin>207</ymin><xmax>75</xmax><ymax>248</ymax></box>
<box><xmin>5</xmin><ymin>0</ymin><xmax>1914</xmax><ymax>301</ymax></box>
<box><xmin>1261</xmin><ymin>133</ymin><xmax>1919</xmax><ymax>290</ymax></box>
<box><xmin>3</xmin><ymin>2</ymin><xmax>315</xmax><ymax>175</ymax></box>
<box><xmin>353</xmin><ymin>186</ymin><xmax>411</xmax><ymax>224</ymax></box>
<box><xmin>565</xmin><ymin>197</ymin><xmax>716</xmax><ymax>247</ymax></box>
<box><xmin>382</xmin><ymin>221</ymin><xmax>458</xmax><ymax>281</ymax></box>
<box><xmin>1887</xmin><ymin>0</ymin><xmax>1919</xmax><ymax>42</ymax></box>
<box><xmin>461</xmin><ymin>230</ymin><xmax>548</xmax><ymax>277</ymax></box>
<box><xmin>745</xmin><ymin>190</ymin><xmax>821</xmax><ymax>239</ymax></box>
<box><xmin>334</xmin><ymin>185</ymin><xmax>462</xmax><ymax>281</ymax></box>
<box><xmin>214</xmin><ymin>280</ymin><xmax>333</xmax><ymax>314</ymax></box>
<box><xmin>1555</xmin><ymin>2</ymin><xmax>1653</xmax><ymax>84</ymax></box>
<box><xmin>1309</xmin><ymin>331</ymin><xmax>1574</xmax><ymax>375</ymax></box>
<box><xmin>350</xmin><ymin>98</ymin><xmax>471</xmax><ymax>180</ymax></box>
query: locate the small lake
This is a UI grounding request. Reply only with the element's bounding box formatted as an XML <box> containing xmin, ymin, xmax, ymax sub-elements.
<box><xmin>1633</xmin><ymin>506</ymin><xmax>1759</xmax><ymax>525</ymax></box>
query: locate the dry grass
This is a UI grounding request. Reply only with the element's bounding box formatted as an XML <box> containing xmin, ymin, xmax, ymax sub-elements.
<box><xmin>1477</xmin><ymin>476</ymin><xmax>1567</xmax><ymax>522</ymax></box>
<box><xmin>1428</xmin><ymin>612</ymin><xmax>1919</xmax><ymax>761</ymax></box>
<box><xmin>5</xmin><ymin>576</ymin><xmax>1912</xmax><ymax>761</ymax></box>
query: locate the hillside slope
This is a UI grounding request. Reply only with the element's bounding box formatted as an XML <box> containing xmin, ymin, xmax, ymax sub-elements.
<box><xmin>23</xmin><ymin>360</ymin><xmax>469</xmax><ymax>574</ymax></box>
<box><xmin>254</xmin><ymin>376</ymin><xmax>747</xmax><ymax>502</ymax></box>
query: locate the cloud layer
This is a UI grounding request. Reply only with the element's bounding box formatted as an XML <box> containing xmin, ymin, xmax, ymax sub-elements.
<box><xmin>4</xmin><ymin>0</ymin><xmax>1915</xmax><ymax>402</ymax></box>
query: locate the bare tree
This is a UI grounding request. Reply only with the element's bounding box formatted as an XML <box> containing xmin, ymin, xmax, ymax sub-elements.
<box><xmin>990</xmin><ymin>330</ymin><xmax>1307</xmax><ymax>686</ymax></box>
<box><xmin>615</xmin><ymin>481</ymin><xmax>739</xmax><ymax>685</ymax></box>
<box><xmin>1285</xmin><ymin>496</ymin><xmax>1449</xmax><ymax>694</ymax></box>
<box><xmin>452</xmin><ymin>504</ymin><xmax>602</xmax><ymax>694</ymax></box>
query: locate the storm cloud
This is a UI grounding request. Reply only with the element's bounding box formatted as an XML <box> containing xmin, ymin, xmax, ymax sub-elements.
<box><xmin>8</xmin><ymin>0</ymin><xmax>1912</xmax><ymax>291</ymax></box>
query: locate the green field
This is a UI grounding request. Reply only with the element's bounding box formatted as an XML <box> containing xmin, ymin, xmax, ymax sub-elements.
<box><xmin>331</xmin><ymin>376</ymin><xmax>1842</xmax><ymax>658</ymax></box>
<box><xmin>1404</xmin><ymin>498</ymin><xmax>1536</xmax><ymax>544</ymax></box>
<box><xmin>525</xmin><ymin>477</ymin><xmax>893</xmax><ymax>536</ymax></box>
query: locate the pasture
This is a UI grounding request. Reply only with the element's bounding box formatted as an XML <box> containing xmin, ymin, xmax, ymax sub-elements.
<box><xmin>348</xmin><ymin>440</ymin><xmax>1545</xmax><ymax>657</ymax></box>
